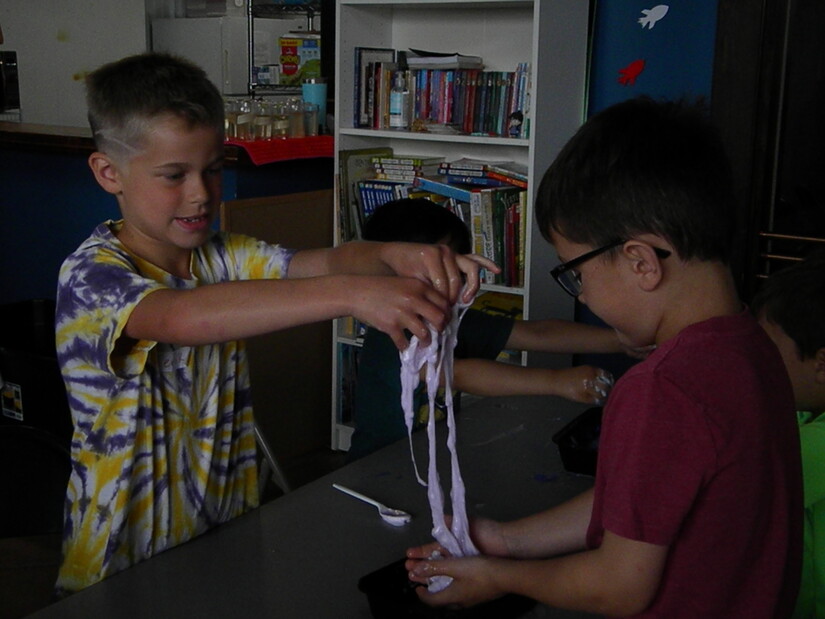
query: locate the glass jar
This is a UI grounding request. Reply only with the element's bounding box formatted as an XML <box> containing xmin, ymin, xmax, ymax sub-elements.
<box><xmin>235</xmin><ymin>98</ymin><xmax>255</xmax><ymax>141</ymax></box>
<box><xmin>252</xmin><ymin>99</ymin><xmax>273</xmax><ymax>141</ymax></box>
<box><xmin>286</xmin><ymin>98</ymin><xmax>305</xmax><ymax>138</ymax></box>
<box><xmin>303</xmin><ymin>102</ymin><xmax>319</xmax><ymax>137</ymax></box>
<box><xmin>224</xmin><ymin>99</ymin><xmax>240</xmax><ymax>139</ymax></box>
<box><xmin>271</xmin><ymin>102</ymin><xmax>290</xmax><ymax>139</ymax></box>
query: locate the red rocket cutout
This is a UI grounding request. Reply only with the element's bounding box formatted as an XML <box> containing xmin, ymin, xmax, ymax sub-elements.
<box><xmin>618</xmin><ymin>59</ymin><xmax>645</xmax><ymax>86</ymax></box>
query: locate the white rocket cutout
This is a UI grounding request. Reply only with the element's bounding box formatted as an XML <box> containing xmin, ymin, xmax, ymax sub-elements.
<box><xmin>639</xmin><ymin>5</ymin><xmax>669</xmax><ymax>29</ymax></box>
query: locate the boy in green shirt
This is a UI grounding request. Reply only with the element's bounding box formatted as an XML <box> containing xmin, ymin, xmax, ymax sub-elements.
<box><xmin>753</xmin><ymin>251</ymin><xmax>825</xmax><ymax>618</ymax></box>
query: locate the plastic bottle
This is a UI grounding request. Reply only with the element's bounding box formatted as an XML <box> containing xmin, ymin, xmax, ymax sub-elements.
<box><xmin>389</xmin><ymin>72</ymin><xmax>410</xmax><ymax>130</ymax></box>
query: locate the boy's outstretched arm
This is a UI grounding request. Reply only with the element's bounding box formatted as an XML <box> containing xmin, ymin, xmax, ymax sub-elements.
<box><xmin>124</xmin><ymin>273</ymin><xmax>444</xmax><ymax>350</ymax></box>
<box><xmin>453</xmin><ymin>359</ymin><xmax>612</xmax><ymax>404</ymax></box>
<box><xmin>123</xmin><ymin>241</ymin><xmax>498</xmax><ymax>350</ymax></box>
<box><xmin>507</xmin><ymin>318</ymin><xmax>652</xmax><ymax>358</ymax></box>
<box><xmin>289</xmin><ymin>240</ymin><xmax>498</xmax><ymax>304</ymax></box>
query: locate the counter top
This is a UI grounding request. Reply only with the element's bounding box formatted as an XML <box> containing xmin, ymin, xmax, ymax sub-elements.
<box><xmin>29</xmin><ymin>394</ymin><xmax>596</xmax><ymax>618</ymax></box>
<box><xmin>0</xmin><ymin>121</ymin><xmax>94</xmax><ymax>154</ymax></box>
<box><xmin>0</xmin><ymin>122</ymin><xmax>333</xmax><ymax>166</ymax></box>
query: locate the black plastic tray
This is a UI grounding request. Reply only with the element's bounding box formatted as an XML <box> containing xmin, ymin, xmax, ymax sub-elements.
<box><xmin>358</xmin><ymin>558</ymin><xmax>535</xmax><ymax>619</ymax></box>
<box><xmin>551</xmin><ymin>406</ymin><xmax>603</xmax><ymax>477</ymax></box>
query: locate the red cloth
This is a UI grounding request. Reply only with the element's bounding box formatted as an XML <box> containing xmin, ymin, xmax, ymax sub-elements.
<box><xmin>225</xmin><ymin>135</ymin><xmax>333</xmax><ymax>165</ymax></box>
<box><xmin>587</xmin><ymin>311</ymin><xmax>802</xmax><ymax>618</ymax></box>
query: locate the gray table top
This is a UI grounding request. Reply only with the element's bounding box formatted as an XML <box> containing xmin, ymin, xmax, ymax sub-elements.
<box><xmin>31</xmin><ymin>395</ymin><xmax>596</xmax><ymax>618</ymax></box>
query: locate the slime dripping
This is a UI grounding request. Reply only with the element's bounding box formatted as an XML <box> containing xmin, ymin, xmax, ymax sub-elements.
<box><xmin>399</xmin><ymin>289</ymin><xmax>479</xmax><ymax>592</ymax></box>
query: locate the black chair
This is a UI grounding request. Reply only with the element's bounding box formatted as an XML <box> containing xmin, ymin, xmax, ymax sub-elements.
<box><xmin>0</xmin><ymin>425</ymin><xmax>70</xmax><ymax>538</ymax></box>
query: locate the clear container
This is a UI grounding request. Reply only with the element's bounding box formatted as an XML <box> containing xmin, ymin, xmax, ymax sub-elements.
<box><xmin>286</xmin><ymin>98</ymin><xmax>305</xmax><ymax>138</ymax></box>
<box><xmin>303</xmin><ymin>102</ymin><xmax>319</xmax><ymax>137</ymax></box>
<box><xmin>271</xmin><ymin>102</ymin><xmax>290</xmax><ymax>139</ymax></box>
<box><xmin>224</xmin><ymin>99</ymin><xmax>240</xmax><ymax>139</ymax></box>
<box><xmin>252</xmin><ymin>99</ymin><xmax>273</xmax><ymax>141</ymax></box>
<box><xmin>235</xmin><ymin>98</ymin><xmax>255</xmax><ymax>141</ymax></box>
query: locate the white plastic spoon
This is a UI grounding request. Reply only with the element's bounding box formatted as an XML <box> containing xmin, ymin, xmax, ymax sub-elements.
<box><xmin>332</xmin><ymin>483</ymin><xmax>412</xmax><ymax>526</ymax></box>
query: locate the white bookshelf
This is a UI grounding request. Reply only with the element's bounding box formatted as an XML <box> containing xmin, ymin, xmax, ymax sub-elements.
<box><xmin>331</xmin><ymin>0</ymin><xmax>590</xmax><ymax>450</ymax></box>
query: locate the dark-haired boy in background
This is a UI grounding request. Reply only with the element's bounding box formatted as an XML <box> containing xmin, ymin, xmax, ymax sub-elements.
<box><xmin>349</xmin><ymin>197</ymin><xmax>639</xmax><ymax>461</ymax></box>
<box><xmin>753</xmin><ymin>252</ymin><xmax>825</xmax><ymax>619</ymax></box>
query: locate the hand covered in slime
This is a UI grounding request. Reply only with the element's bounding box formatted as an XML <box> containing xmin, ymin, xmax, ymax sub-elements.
<box><xmin>399</xmin><ymin>286</ymin><xmax>480</xmax><ymax>592</ymax></box>
<box><xmin>405</xmin><ymin>516</ymin><xmax>512</xmax><ymax>607</ymax></box>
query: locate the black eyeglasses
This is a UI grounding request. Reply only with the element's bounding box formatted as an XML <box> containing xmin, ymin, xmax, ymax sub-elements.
<box><xmin>550</xmin><ymin>240</ymin><xmax>672</xmax><ymax>297</ymax></box>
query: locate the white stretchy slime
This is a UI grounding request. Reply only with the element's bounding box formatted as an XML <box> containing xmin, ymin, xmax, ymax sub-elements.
<box><xmin>399</xmin><ymin>290</ymin><xmax>479</xmax><ymax>592</ymax></box>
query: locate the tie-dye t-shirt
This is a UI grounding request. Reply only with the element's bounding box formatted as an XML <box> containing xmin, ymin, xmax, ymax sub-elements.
<box><xmin>54</xmin><ymin>221</ymin><xmax>294</xmax><ymax>593</ymax></box>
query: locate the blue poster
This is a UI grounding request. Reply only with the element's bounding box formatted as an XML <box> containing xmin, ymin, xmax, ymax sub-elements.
<box><xmin>588</xmin><ymin>1</ymin><xmax>718</xmax><ymax>116</ymax></box>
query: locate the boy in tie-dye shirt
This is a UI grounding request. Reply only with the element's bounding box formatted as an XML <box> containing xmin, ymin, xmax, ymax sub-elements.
<box><xmin>55</xmin><ymin>52</ymin><xmax>495</xmax><ymax>594</ymax></box>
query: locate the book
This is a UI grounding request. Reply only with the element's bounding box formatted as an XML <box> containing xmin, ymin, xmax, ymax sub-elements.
<box><xmin>440</xmin><ymin>174</ymin><xmax>510</xmax><ymax>188</ymax></box>
<box><xmin>338</xmin><ymin>147</ymin><xmax>394</xmax><ymax>240</ymax></box>
<box><xmin>469</xmin><ymin>190</ymin><xmax>486</xmax><ymax>258</ymax></box>
<box><xmin>486</xmin><ymin>170</ymin><xmax>528</xmax><ymax>189</ymax></box>
<box><xmin>406</xmin><ymin>49</ymin><xmax>484</xmax><ymax>70</ymax></box>
<box><xmin>491</xmin><ymin>187</ymin><xmax>522</xmax><ymax>285</ymax></box>
<box><xmin>357</xmin><ymin>179</ymin><xmax>412</xmax><ymax>219</ymax></box>
<box><xmin>371</xmin><ymin>154</ymin><xmax>445</xmax><ymax>167</ymax></box>
<box><xmin>518</xmin><ymin>190</ymin><xmax>528</xmax><ymax>286</ymax></box>
<box><xmin>373</xmin><ymin>61</ymin><xmax>397</xmax><ymax>129</ymax></box>
<box><xmin>467</xmin><ymin>186</ymin><xmax>522</xmax><ymax>285</ymax></box>
<box><xmin>487</xmin><ymin>162</ymin><xmax>528</xmax><ymax>181</ymax></box>
<box><xmin>412</xmin><ymin>176</ymin><xmax>475</xmax><ymax>203</ymax></box>
<box><xmin>353</xmin><ymin>47</ymin><xmax>395</xmax><ymax>127</ymax></box>
<box><xmin>440</xmin><ymin>157</ymin><xmax>515</xmax><ymax>172</ymax></box>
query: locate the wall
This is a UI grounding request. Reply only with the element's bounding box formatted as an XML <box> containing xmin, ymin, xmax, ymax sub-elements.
<box><xmin>0</xmin><ymin>1</ymin><xmax>148</xmax><ymax>127</ymax></box>
<box><xmin>0</xmin><ymin>149</ymin><xmax>332</xmax><ymax>305</ymax></box>
<box><xmin>588</xmin><ymin>1</ymin><xmax>718</xmax><ymax>115</ymax></box>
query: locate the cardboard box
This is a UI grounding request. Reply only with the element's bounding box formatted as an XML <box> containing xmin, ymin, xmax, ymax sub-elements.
<box><xmin>279</xmin><ymin>33</ymin><xmax>321</xmax><ymax>85</ymax></box>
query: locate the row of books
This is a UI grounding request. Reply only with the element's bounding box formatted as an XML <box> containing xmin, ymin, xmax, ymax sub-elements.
<box><xmin>412</xmin><ymin>175</ymin><xmax>528</xmax><ymax>288</ymax></box>
<box><xmin>338</xmin><ymin>148</ymin><xmax>529</xmax><ymax>288</ymax></box>
<box><xmin>352</xmin><ymin>47</ymin><xmax>531</xmax><ymax>138</ymax></box>
<box><xmin>438</xmin><ymin>158</ymin><xmax>529</xmax><ymax>189</ymax></box>
<box><xmin>406</xmin><ymin>66</ymin><xmax>531</xmax><ymax>137</ymax></box>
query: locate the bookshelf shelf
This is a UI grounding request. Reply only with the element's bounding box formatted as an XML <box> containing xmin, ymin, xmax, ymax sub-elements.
<box><xmin>481</xmin><ymin>283</ymin><xmax>526</xmax><ymax>296</ymax></box>
<box><xmin>341</xmin><ymin>0</ymin><xmax>532</xmax><ymax>7</ymax></box>
<box><xmin>339</xmin><ymin>127</ymin><xmax>530</xmax><ymax>147</ymax></box>
<box><xmin>330</xmin><ymin>0</ymin><xmax>590</xmax><ymax>451</ymax></box>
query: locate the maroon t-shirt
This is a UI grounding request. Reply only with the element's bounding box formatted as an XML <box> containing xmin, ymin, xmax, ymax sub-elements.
<box><xmin>587</xmin><ymin>311</ymin><xmax>802</xmax><ymax>618</ymax></box>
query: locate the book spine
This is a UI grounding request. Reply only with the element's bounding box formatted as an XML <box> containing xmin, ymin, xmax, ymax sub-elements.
<box><xmin>439</xmin><ymin>161</ymin><xmax>487</xmax><ymax>172</ymax></box>
<box><xmin>486</xmin><ymin>163</ymin><xmax>528</xmax><ymax>182</ymax></box>
<box><xmin>453</xmin><ymin>70</ymin><xmax>465</xmax><ymax>128</ymax></box>
<box><xmin>518</xmin><ymin>190</ymin><xmax>528</xmax><ymax>286</ymax></box>
<box><xmin>439</xmin><ymin>166</ymin><xmax>485</xmax><ymax>176</ymax></box>
<box><xmin>505</xmin><ymin>199</ymin><xmax>515</xmax><ymax>286</ymax></box>
<box><xmin>441</xmin><ymin>174</ymin><xmax>509</xmax><ymax>187</ymax></box>
<box><xmin>486</xmin><ymin>170</ymin><xmax>528</xmax><ymax>189</ymax></box>
<box><xmin>366</xmin><ymin>62</ymin><xmax>376</xmax><ymax>129</ymax></box>
<box><xmin>413</xmin><ymin>176</ymin><xmax>474</xmax><ymax>203</ymax></box>
<box><xmin>469</xmin><ymin>191</ymin><xmax>486</xmax><ymax>258</ymax></box>
<box><xmin>353</xmin><ymin>48</ymin><xmax>362</xmax><ymax>128</ymax></box>
<box><xmin>480</xmin><ymin>189</ymin><xmax>496</xmax><ymax>283</ymax></box>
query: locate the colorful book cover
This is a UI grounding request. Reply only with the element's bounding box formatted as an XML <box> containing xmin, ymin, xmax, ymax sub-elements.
<box><xmin>354</xmin><ymin>47</ymin><xmax>395</xmax><ymax>127</ymax></box>
<box><xmin>339</xmin><ymin>147</ymin><xmax>393</xmax><ymax>239</ymax></box>
<box><xmin>412</xmin><ymin>176</ymin><xmax>475</xmax><ymax>203</ymax></box>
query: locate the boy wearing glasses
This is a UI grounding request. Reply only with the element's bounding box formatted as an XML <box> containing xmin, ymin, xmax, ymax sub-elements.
<box><xmin>406</xmin><ymin>97</ymin><xmax>802</xmax><ymax>617</ymax></box>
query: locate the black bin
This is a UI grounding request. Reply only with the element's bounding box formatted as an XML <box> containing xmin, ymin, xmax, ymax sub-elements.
<box><xmin>359</xmin><ymin>558</ymin><xmax>536</xmax><ymax>618</ymax></box>
<box><xmin>0</xmin><ymin>299</ymin><xmax>72</xmax><ymax>448</ymax></box>
<box><xmin>551</xmin><ymin>406</ymin><xmax>603</xmax><ymax>477</ymax></box>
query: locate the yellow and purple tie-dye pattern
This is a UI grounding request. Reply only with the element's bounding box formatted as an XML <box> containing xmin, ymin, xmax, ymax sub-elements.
<box><xmin>54</xmin><ymin>221</ymin><xmax>294</xmax><ymax>593</ymax></box>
